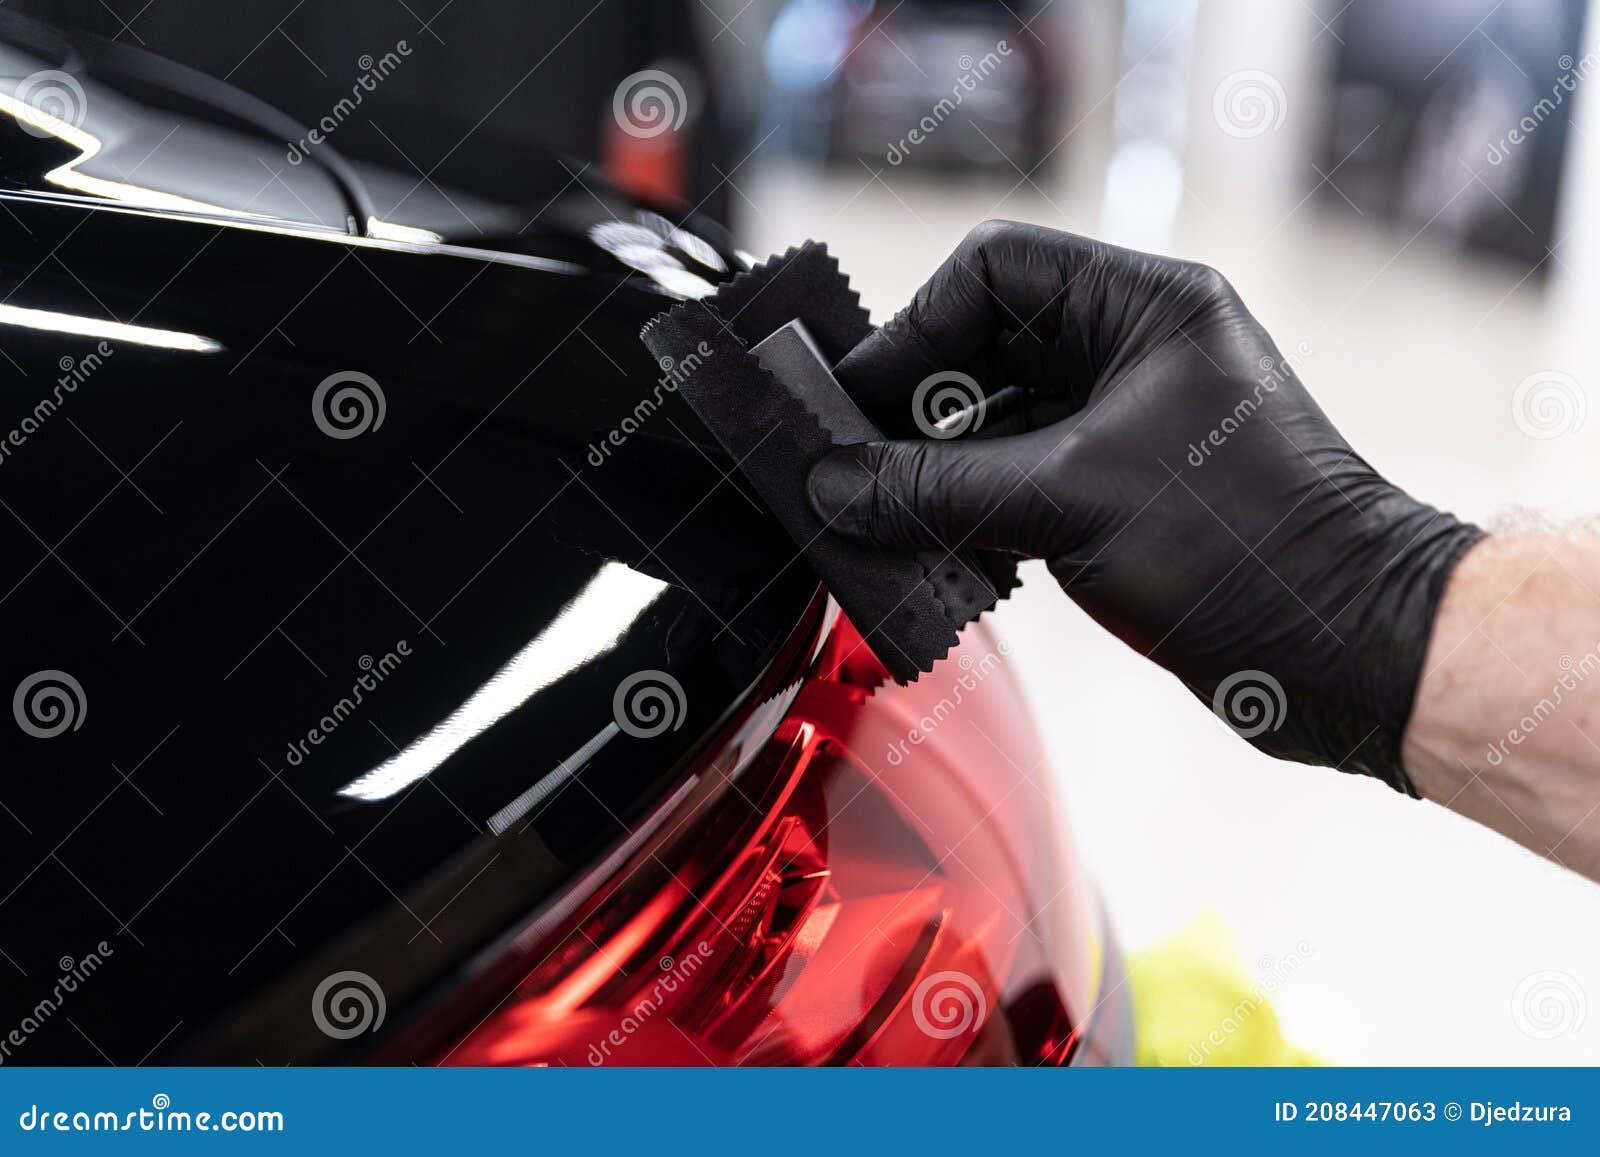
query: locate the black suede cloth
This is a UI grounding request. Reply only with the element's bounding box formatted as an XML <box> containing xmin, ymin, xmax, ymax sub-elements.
<box><xmin>640</xmin><ymin>243</ymin><xmax>1018</xmax><ymax>682</ymax></box>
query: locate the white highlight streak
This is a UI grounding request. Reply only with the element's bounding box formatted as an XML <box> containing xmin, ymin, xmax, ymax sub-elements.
<box><xmin>337</xmin><ymin>562</ymin><xmax>667</xmax><ymax>802</ymax></box>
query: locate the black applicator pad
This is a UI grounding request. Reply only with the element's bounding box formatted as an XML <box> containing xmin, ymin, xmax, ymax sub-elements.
<box><xmin>639</xmin><ymin>242</ymin><xmax>1018</xmax><ymax>683</ymax></box>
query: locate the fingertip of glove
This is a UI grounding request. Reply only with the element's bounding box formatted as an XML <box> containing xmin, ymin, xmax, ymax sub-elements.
<box><xmin>834</xmin><ymin>328</ymin><xmax>916</xmax><ymax>401</ymax></box>
<box><xmin>807</xmin><ymin>445</ymin><xmax>874</xmax><ymax>537</ymax></box>
<box><xmin>832</xmin><ymin>335</ymin><xmax>881</xmax><ymax>390</ymax></box>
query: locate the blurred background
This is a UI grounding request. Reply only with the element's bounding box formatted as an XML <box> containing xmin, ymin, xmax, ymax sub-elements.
<box><xmin>20</xmin><ymin>0</ymin><xmax>1600</xmax><ymax>1063</ymax></box>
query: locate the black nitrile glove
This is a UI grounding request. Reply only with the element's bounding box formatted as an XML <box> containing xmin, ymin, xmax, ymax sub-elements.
<box><xmin>807</xmin><ymin>221</ymin><xmax>1484</xmax><ymax>793</ymax></box>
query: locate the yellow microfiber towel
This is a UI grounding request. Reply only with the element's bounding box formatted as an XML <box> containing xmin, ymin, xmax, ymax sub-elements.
<box><xmin>1127</xmin><ymin>914</ymin><xmax>1323</xmax><ymax>1066</ymax></box>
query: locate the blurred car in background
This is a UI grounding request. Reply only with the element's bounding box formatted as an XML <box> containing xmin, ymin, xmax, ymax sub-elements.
<box><xmin>763</xmin><ymin>0</ymin><xmax>1054</xmax><ymax>171</ymax></box>
<box><xmin>1317</xmin><ymin>0</ymin><xmax>1587</xmax><ymax>276</ymax></box>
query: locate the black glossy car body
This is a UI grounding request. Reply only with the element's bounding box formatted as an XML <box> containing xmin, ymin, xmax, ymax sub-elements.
<box><xmin>0</xmin><ymin>15</ymin><xmax>820</xmax><ymax>1064</ymax></box>
<box><xmin>0</xmin><ymin>14</ymin><xmax>1128</xmax><ymax>1067</ymax></box>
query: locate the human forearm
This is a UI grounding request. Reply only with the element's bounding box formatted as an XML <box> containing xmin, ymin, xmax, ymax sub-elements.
<box><xmin>1404</xmin><ymin>534</ymin><xmax>1600</xmax><ymax>880</ymax></box>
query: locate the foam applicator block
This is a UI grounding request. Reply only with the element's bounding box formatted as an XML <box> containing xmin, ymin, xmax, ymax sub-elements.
<box><xmin>638</xmin><ymin>242</ymin><xmax>1019</xmax><ymax>683</ymax></box>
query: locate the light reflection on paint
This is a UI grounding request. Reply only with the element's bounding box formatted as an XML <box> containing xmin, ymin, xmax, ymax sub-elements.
<box><xmin>337</xmin><ymin>562</ymin><xmax>669</xmax><ymax>802</ymax></box>
<box><xmin>366</xmin><ymin>217</ymin><xmax>445</xmax><ymax>244</ymax></box>
<box><xmin>0</xmin><ymin>303</ymin><xmax>220</xmax><ymax>352</ymax></box>
<box><xmin>0</xmin><ymin>87</ymin><xmax>581</xmax><ymax>275</ymax></box>
<box><xmin>0</xmin><ymin>90</ymin><xmax>279</xmax><ymax>221</ymax></box>
<box><xmin>589</xmin><ymin>216</ymin><xmax>719</xmax><ymax>299</ymax></box>
<box><xmin>649</xmin><ymin>265</ymin><xmax>717</xmax><ymax>299</ymax></box>
<box><xmin>637</xmin><ymin>209</ymin><xmax>727</xmax><ymax>273</ymax></box>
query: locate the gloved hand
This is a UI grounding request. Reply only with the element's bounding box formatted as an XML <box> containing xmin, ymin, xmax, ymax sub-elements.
<box><xmin>807</xmin><ymin>221</ymin><xmax>1483</xmax><ymax>793</ymax></box>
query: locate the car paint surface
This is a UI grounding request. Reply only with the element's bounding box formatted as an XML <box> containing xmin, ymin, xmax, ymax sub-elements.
<box><xmin>0</xmin><ymin>19</ymin><xmax>816</xmax><ymax>1063</ymax></box>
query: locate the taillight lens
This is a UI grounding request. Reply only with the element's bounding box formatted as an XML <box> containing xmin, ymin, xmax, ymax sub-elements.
<box><xmin>438</xmin><ymin>614</ymin><xmax>1124</xmax><ymax>1066</ymax></box>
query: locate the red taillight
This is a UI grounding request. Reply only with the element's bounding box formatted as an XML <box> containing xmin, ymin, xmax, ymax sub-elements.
<box><xmin>437</xmin><ymin>613</ymin><xmax>1122</xmax><ymax>1066</ymax></box>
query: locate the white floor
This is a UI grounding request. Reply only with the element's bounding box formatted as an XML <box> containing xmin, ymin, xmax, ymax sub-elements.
<box><xmin>736</xmin><ymin>163</ymin><xmax>1600</xmax><ymax>1064</ymax></box>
